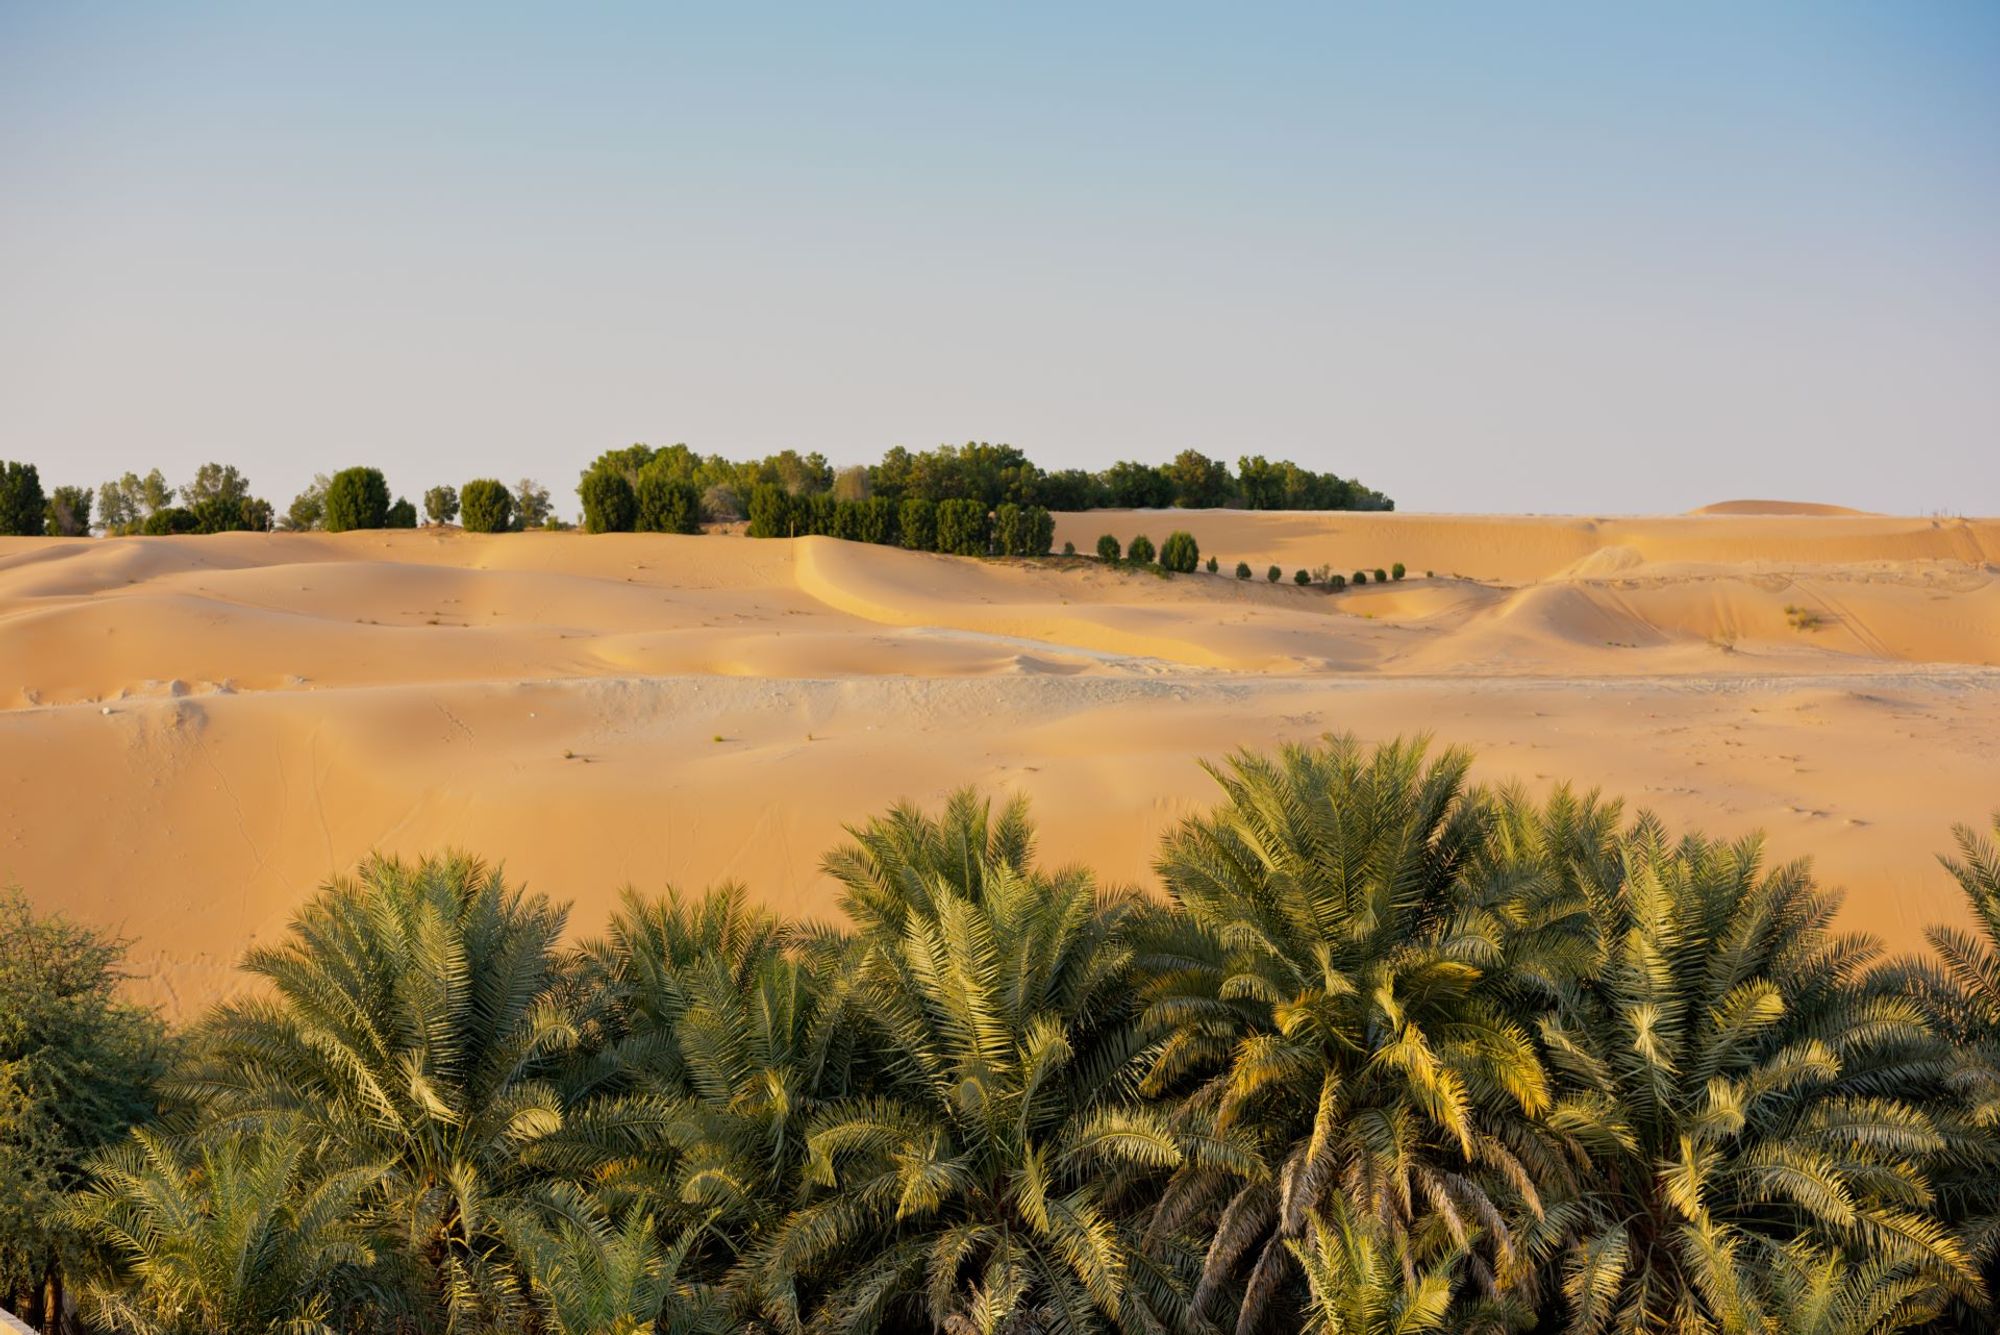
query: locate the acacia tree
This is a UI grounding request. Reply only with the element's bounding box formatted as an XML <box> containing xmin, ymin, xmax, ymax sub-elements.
<box><xmin>423</xmin><ymin>484</ymin><xmax>459</xmax><ymax>526</ymax></box>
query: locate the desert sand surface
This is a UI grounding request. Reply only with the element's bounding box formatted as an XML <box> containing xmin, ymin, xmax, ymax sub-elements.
<box><xmin>3</xmin><ymin>508</ymin><xmax>1997</xmax><ymax>1016</ymax></box>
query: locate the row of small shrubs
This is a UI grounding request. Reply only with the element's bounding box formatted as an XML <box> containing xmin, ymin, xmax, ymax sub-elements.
<box><xmin>743</xmin><ymin>486</ymin><xmax>1058</xmax><ymax>557</ymax></box>
<box><xmin>1093</xmin><ymin>530</ymin><xmax>1203</xmax><ymax>573</ymax></box>
<box><xmin>1224</xmin><ymin>559</ymin><xmax>1410</xmax><ymax>588</ymax></box>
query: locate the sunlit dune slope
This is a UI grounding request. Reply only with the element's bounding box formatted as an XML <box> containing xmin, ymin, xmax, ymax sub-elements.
<box><xmin>2</xmin><ymin>510</ymin><xmax>1996</xmax><ymax>1015</ymax></box>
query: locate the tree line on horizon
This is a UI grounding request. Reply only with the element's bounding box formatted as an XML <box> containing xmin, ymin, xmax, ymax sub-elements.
<box><xmin>0</xmin><ymin>445</ymin><xmax>1392</xmax><ymax>539</ymax></box>
<box><xmin>5</xmin><ymin>734</ymin><xmax>2000</xmax><ymax>1334</ymax></box>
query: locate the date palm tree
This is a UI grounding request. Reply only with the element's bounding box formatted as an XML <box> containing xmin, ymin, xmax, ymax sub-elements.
<box><xmin>65</xmin><ymin>1124</ymin><xmax>376</xmax><ymax>1335</ymax></box>
<box><xmin>177</xmin><ymin>853</ymin><xmax>667</xmax><ymax>1331</ymax></box>
<box><xmin>1141</xmin><ymin>736</ymin><xmax>1562</xmax><ymax>1333</ymax></box>
<box><xmin>753</xmin><ymin>791</ymin><xmax>1241</xmax><ymax>1333</ymax></box>
<box><xmin>1534</xmin><ymin>817</ymin><xmax>1973</xmax><ymax>1332</ymax></box>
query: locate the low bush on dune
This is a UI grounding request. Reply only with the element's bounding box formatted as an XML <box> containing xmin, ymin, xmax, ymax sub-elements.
<box><xmin>1160</xmin><ymin>529</ymin><xmax>1199</xmax><ymax>573</ymax></box>
<box><xmin>1236</xmin><ymin>560</ymin><xmax>1251</xmax><ymax>579</ymax></box>
<box><xmin>459</xmin><ymin>478</ymin><xmax>515</xmax><ymax>534</ymax></box>
<box><xmin>1393</xmin><ymin>561</ymin><xmax>1406</xmax><ymax>580</ymax></box>
<box><xmin>1097</xmin><ymin>533</ymin><xmax>1121</xmax><ymax>562</ymax></box>
<box><xmin>12</xmin><ymin>738</ymin><xmax>1998</xmax><ymax>1332</ymax></box>
<box><xmin>1267</xmin><ymin>564</ymin><xmax>1281</xmax><ymax>582</ymax></box>
<box><xmin>323</xmin><ymin>467</ymin><xmax>391</xmax><ymax>533</ymax></box>
<box><xmin>1126</xmin><ymin>532</ymin><xmax>1155</xmax><ymax>565</ymax></box>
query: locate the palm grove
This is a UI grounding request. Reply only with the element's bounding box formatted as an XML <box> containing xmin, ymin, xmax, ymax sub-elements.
<box><xmin>7</xmin><ymin>734</ymin><xmax>2000</xmax><ymax>1334</ymax></box>
<box><xmin>0</xmin><ymin>444</ymin><xmax>1392</xmax><ymax>538</ymax></box>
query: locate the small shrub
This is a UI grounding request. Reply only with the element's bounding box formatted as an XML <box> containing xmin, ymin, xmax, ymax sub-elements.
<box><xmin>899</xmin><ymin>498</ymin><xmax>937</xmax><ymax>551</ymax></box>
<box><xmin>1267</xmin><ymin>565</ymin><xmax>1280</xmax><ymax>583</ymax></box>
<box><xmin>1294</xmin><ymin>569</ymin><xmax>1311</xmax><ymax>585</ymax></box>
<box><xmin>1096</xmin><ymin>533</ymin><xmax>1121</xmax><ymax>562</ymax></box>
<box><xmin>460</xmin><ymin>479</ymin><xmax>514</xmax><ymax>534</ymax></box>
<box><xmin>1159</xmin><ymin>531</ymin><xmax>1199</xmax><ymax>574</ymax></box>
<box><xmin>936</xmin><ymin>498</ymin><xmax>989</xmax><ymax>556</ymax></box>
<box><xmin>1126</xmin><ymin>533</ymin><xmax>1156</xmax><ymax>565</ymax></box>
<box><xmin>1374</xmin><ymin>568</ymin><xmax>1388</xmax><ymax>584</ymax></box>
<box><xmin>1352</xmin><ymin>570</ymin><xmax>1367</xmax><ymax>586</ymax></box>
<box><xmin>323</xmin><ymin>467</ymin><xmax>390</xmax><ymax>533</ymax></box>
<box><xmin>139</xmin><ymin>506</ymin><xmax>199</xmax><ymax>535</ymax></box>
<box><xmin>1312</xmin><ymin>563</ymin><xmax>1332</xmax><ymax>584</ymax></box>
<box><xmin>1062</xmin><ymin>541</ymin><xmax>1076</xmax><ymax>557</ymax></box>
<box><xmin>423</xmin><ymin>485</ymin><xmax>459</xmax><ymax>526</ymax></box>
<box><xmin>1205</xmin><ymin>555</ymin><xmax>1219</xmax><ymax>573</ymax></box>
<box><xmin>1784</xmin><ymin>603</ymin><xmax>1827</xmax><ymax>631</ymax></box>
<box><xmin>385</xmin><ymin>497</ymin><xmax>418</xmax><ymax>529</ymax></box>
<box><xmin>1392</xmin><ymin>562</ymin><xmax>1406</xmax><ymax>581</ymax></box>
<box><xmin>1235</xmin><ymin>561</ymin><xmax>1251</xmax><ymax>580</ymax></box>
<box><xmin>580</xmin><ymin>468</ymin><xmax>638</xmax><ymax>533</ymax></box>
<box><xmin>1329</xmin><ymin>573</ymin><xmax>1347</xmax><ymax>591</ymax></box>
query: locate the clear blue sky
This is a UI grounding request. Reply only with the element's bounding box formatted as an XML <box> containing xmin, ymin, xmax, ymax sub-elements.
<box><xmin>2</xmin><ymin>2</ymin><xmax>1995</xmax><ymax>515</ymax></box>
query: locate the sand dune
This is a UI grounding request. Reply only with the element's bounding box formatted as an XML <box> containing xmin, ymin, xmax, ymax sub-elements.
<box><xmin>3</xmin><ymin>511</ymin><xmax>1997</xmax><ymax>1015</ymax></box>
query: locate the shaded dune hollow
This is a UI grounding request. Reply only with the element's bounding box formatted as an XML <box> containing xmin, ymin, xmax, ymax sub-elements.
<box><xmin>2</xmin><ymin>508</ymin><xmax>1997</xmax><ymax>1014</ymax></box>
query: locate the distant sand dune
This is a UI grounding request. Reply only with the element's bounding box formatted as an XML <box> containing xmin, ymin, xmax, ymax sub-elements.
<box><xmin>3</xmin><ymin>511</ymin><xmax>1997</xmax><ymax>1015</ymax></box>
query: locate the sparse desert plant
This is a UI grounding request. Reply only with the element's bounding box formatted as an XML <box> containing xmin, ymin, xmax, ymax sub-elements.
<box><xmin>1062</xmin><ymin>540</ymin><xmax>1076</xmax><ymax>556</ymax></box>
<box><xmin>512</xmin><ymin>479</ymin><xmax>554</xmax><ymax>530</ymax></box>
<box><xmin>423</xmin><ymin>484</ymin><xmax>459</xmax><ymax>526</ymax></box>
<box><xmin>700</xmin><ymin>482</ymin><xmax>744</xmax><ymax>523</ymax></box>
<box><xmin>1160</xmin><ymin>529</ymin><xmax>1199</xmax><ymax>573</ymax></box>
<box><xmin>459</xmin><ymin>478</ymin><xmax>515</xmax><ymax>533</ymax></box>
<box><xmin>322</xmin><ymin>467</ymin><xmax>391</xmax><ymax>533</ymax></box>
<box><xmin>1373</xmin><ymin>567</ymin><xmax>1387</xmax><ymax>583</ymax></box>
<box><xmin>1785</xmin><ymin>602</ymin><xmax>1827</xmax><ymax>631</ymax></box>
<box><xmin>1206</xmin><ymin>555</ymin><xmax>1219</xmax><ymax>573</ymax></box>
<box><xmin>1294</xmin><ymin>567</ymin><xmax>1311</xmax><ymax>584</ymax></box>
<box><xmin>1329</xmin><ymin>572</ymin><xmax>1346</xmax><ymax>591</ymax></box>
<box><xmin>580</xmin><ymin>467</ymin><xmax>639</xmax><ymax>533</ymax></box>
<box><xmin>1312</xmin><ymin>562</ymin><xmax>1333</xmax><ymax>584</ymax></box>
<box><xmin>1236</xmin><ymin>560</ymin><xmax>1252</xmax><ymax>579</ymax></box>
<box><xmin>1392</xmin><ymin>562</ymin><xmax>1406</xmax><ymax>580</ymax></box>
<box><xmin>1126</xmin><ymin>532</ymin><xmax>1156</xmax><ymax>565</ymax></box>
<box><xmin>1267</xmin><ymin>564</ymin><xmax>1281</xmax><ymax>582</ymax></box>
<box><xmin>1352</xmin><ymin>569</ymin><xmax>1367</xmax><ymax>585</ymax></box>
<box><xmin>1097</xmin><ymin>532</ymin><xmax>1121</xmax><ymax>562</ymax></box>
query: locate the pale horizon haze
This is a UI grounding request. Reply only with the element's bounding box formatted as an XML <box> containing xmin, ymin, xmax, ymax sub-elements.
<box><xmin>2</xmin><ymin>2</ymin><xmax>1995</xmax><ymax>517</ymax></box>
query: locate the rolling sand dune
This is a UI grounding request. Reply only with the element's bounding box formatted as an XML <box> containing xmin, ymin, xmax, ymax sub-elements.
<box><xmin>3</xmin><ymin>510</ymin><xmax>1998</xmax><ymax>1015</ymax></box>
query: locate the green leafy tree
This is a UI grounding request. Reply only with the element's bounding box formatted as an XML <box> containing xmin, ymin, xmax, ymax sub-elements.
<box><xmin>0</xmin><ymin>891</ymin><xmax>168</xmax><ymax>1325</ymax></box>
<box><xmin>1267</xmin><ymin>565</ymin><xmax>1280</xmax><ymax>582</ymax></box>
<box><xmin>898</xmin><ymin>497</ymin><xmax>937</xmax><ymax>551</ymax></box>
<box><xmin>97</xmin><ymin>469</ymin><xmax>173</xmax><ymax>534</ymax></box>
<box><xmin>636</xmin><ymin>465</ymin><xmax>702</xmax><ymax>534</ymax></box>
<box><xmin>1236</xmin><ymin>561</ymin><xmax>1251</xmax><ymax>580</ymax></box>
<box><xmin>424</xmin><ymin>484</ymin><xmax>460</xmax><ymax>526</ymax></box>
<box><xmin>1166</xmin><ymin>449</ymin><xmax>1232</xmax><ymax>509</ymax></box>
<box><xmin>0</xmin><ymin>460</ymin><xmax>47</xmax><ymax>536</ymax></box>
<box><xmin>322</xmin><ymin>467</ymin><xmax>390</xmax><ymax>532</ymax></box>
<box><xmin>1097</xmin><ymin>533</ymin><xmax>1121</xmax><ymax>562</ymax></box>
<box><xmin>935</xmin><ymin>498</ymin><xmax>989</xmax><ymax>556</ymax></box>
<box><xmin>282</xmin><ymin>475</ymin><xmax>330</xmax><ymax>532</ymax></box>
<box><xmin>1393</xmin><ymin>563</ymin><xmax>1406</xmax><ymax>581</ymax></box>
<box><xmin>514</xmin><ymin>478</ymin><xmax>555</xmax><ymax>530</ymax></box>
<box><xmin>385</xmin><ymin>496</ymin><xmax>418</xmax><ymax>528</ymax></box>
<box><xmin>581</xmin><ymin>468</ymin><xmax>640</xmax><ymax>533</ymax></box>
<box><xmin>993</xmin><ymin>502</ymin><xmax>1025</xmax><ymax>556</ymax></box>
<box><xmin>45</xmin><ymin>485</ymin><xmax>92</xmax><ymax>536</ymax></box>
<box><xmin>461</xmin><ymin>477</ymin><xmax>516</xmax><ymax>533</ymax></box>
